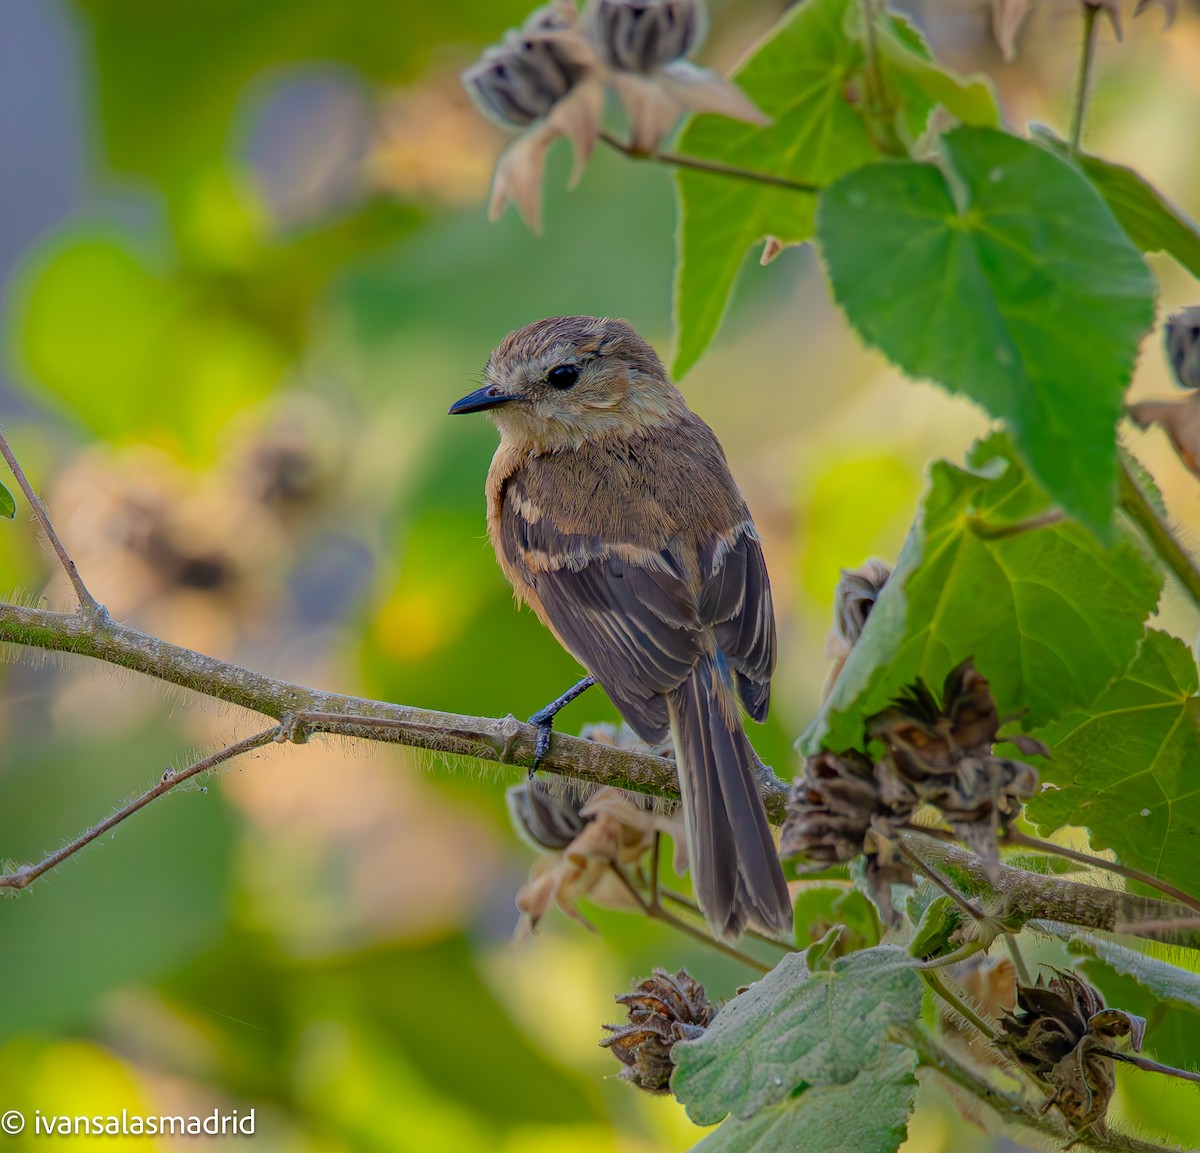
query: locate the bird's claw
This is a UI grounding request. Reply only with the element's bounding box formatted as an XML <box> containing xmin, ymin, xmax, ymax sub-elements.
<box><xmin>525</xmin><ymin>674</ymin><xmax>598</xmax><ymax>776</ymax></box>
<box><xmin>529</xmin><ymin>716</ymin><xmax>555</xmax><ymax>775</ymax></box>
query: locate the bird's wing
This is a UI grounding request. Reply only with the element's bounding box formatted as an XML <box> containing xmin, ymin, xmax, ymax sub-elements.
<box><xmin>699</xmin><ymin>526</ymin><xmax>776</xmax><ymax>722</ymax></box>
<box><xmin>501</xmin><ymin>497</ymin><xmax>702</xmax><ymax>741</ymax></box>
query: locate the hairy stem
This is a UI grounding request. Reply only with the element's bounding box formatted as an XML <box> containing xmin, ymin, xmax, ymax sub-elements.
<box><xmin>599</xmin><ymin>131</ymin><xmax>821</xmax><ymax>194</ymax></box>
<box><xmin>0</xmin><ymin>728</ymin><xmax>280</xmax><ymax>890</ymax></box>
<box><xmin>900</xmin><ymin>1026</ymin><xmax>1182</xmax><ymax>1153</ymax></box>
<box><xmin>920</xmin><ymin>970</ymin><xmax>998</xmax><ymax>1040</ymax></box>
<box><xmin>1004</xmin><ymin>828</ymin><xmax>1200</xmax><ymax>914</ymax></box>
<box><xmin>903</xmin><ymin>834</ymin><xmax>1200</xmax><ymax>950</ymax></box>
<box><xmin>1118</xmin><ymin>460</ymin><xmax>1200</xmax><ymax>610</ymax></box>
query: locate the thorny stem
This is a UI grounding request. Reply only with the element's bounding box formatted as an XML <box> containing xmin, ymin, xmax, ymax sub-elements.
<box><xmin>607</xmin><ymin>864</ymin><xmax>771</xmax><ymax>973</ymax></box>
<box><xmin>0</xmin><ymin>728</ymin><xmax>280</xmax><ymax>890</ymax></box>
<box><xmin>598</xmin><ymin>131</ymin><xmax>822</xmax><ymax>194</ymax></box>
<box><xmin>1118</xmin><ymin>459</ymin><xmax>1200</xmax><ymax>611</ymax></box>
<box><xmin>0</xmin><ymin>430</ymin><xmax>105</xmax><ymax>620</ymax></box>
<box><xmin>1004</xmin><ymin>828</ymin><xmax>1200</xmax><ymax>915</ymax></box>
<box><xmin>1069</xmin><ymin>5</ymin><xmax>1100</xmax><ymax>154</ymax></box>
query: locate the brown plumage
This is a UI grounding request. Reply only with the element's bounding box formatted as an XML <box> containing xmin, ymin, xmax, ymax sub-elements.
<box><xmin>450</xmin><ymin>315</ymin><xmax>792</xmax><ymax>938</ymax></box>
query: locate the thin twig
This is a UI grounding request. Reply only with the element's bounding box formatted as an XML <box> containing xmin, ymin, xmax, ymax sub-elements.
<box><xmin>0</xmin><ymin>727</ymin><xmax>281</xmax><ymax>890</ymax></box>
<box><xmin>607</xmin><ymin>864</ymin><xmax>770</xmax><ymax>972</ymax></box>
<box><xmin>1004</xmin><ymin>933</ymin><xmax>1033</xmax><ymax>986</ymax></box>
<box><xmin>599</xmin><ymin>130</ymin><xmax>822</xmax><ymax>194</ymax></box>
<box><xmin>1118</xmin><ymin>459</ymin><xmax>1200</xmax><ymax>611</ymax></box>
<box><xmin>658</xmin><ymin>886</ymin><xmax>797</xmax><ymax>952</ymax></box>
<box><xmin>0</xmin><ymin>430</ymin><xmax>105</xmax><ymax>620</ymax></box>
<box><xmin>1004</xmin><ymin>829</ymin><xmax>1200</xmax><ymax>915</ymax></box>
<box><xmin>1070</xmin><ymin>5</ymin><xmax>1100</xmax><ymax>155</ymax></box>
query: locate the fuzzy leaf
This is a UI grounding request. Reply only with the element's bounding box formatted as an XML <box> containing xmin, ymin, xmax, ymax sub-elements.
<box><xmin>672</xmin><ymin>945</ymin><xmax>922</xmax><ymax>1125</ymax></box>
<box><xmin>690</xmin><ymin>1047</ymin><xmax>917</xmax><ymax>1153</ymax></box>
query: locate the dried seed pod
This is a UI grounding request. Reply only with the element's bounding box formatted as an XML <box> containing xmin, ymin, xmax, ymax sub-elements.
<box><xmin>585</xmin><ymin>0</ymin><xmax>704</xmax><ymax>73</ymax></box>
<box><xmin>780</xmin><ymin>749</ymin><xmax>897</xmax><ymax>866</ymax></box>
<box><xmin>867</xmin><ymin>660</ymin><xmax>1042</xmax><ymax>873</ymax></box>
<box><xmin>999</xmin><ymin>969</ymin><xmax>1145</xmax><ymax>1137</ymax></box>
<box><xmin>1166</xmin><ymin>306</ymin><xmax>1200</xmax><ymax>391</ymax></box>
<box><xmin>601</xmin><ymin>967</ymin><xmax>715</xmax><ymax>1093</ymax></box>
<box><xmin>462</xmin><ymin>3</ymin><xmax>592</xmax><ymax>128</ymax></box>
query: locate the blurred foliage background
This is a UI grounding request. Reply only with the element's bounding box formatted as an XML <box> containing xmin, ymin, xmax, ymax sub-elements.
<box><xmin>1</xmin><ymin>0</ymin><xmax>1199</xmax><ymax>1149</ymax></box>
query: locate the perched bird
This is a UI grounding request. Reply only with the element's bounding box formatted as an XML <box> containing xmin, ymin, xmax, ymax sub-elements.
<box><xmin>449</xmin><ymin>316</ymin><xmax>792</xmax><ymax>938</ymax></box>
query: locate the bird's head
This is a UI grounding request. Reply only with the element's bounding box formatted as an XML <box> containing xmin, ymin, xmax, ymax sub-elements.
<box><xmin>449</xmin><ymin>316</ymin><xmax>685</xmax><ymax>450</ymax></box>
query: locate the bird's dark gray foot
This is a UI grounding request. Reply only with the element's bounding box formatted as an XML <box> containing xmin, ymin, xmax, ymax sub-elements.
<box><xmin>527</xmin><ymin>675</ymin><xmax>597</xmax><ymax>773</ymax></box>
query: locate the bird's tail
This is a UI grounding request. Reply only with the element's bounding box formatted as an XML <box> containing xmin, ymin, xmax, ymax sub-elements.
<box><xmin>668</xmin><ymin>656</ymin><xmax>793</xmax><ymax>939</ymax></box>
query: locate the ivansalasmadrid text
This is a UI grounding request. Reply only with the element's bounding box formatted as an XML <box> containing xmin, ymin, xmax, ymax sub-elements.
<box><xmin>34</xmin><ymin>1109</ymin><xmax>255</xmax><ymax>1135</ymax></box>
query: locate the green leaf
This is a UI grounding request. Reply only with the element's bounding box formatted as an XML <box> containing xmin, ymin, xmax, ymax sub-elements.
<box><xmin>1031</xmin><ymin>128</ymin><xmax>1200</xmax><ymax>279</ymax></box>
<box><xmin>1026</xmin><ymin>630</ymin><xmax>1200</xmax><ymax>896</ymax></box>
<box><xmin>672</xmin><ymin>945</ymin><xmax>923</xmax><ymax>1125</ymax></box>
<box><xmin>816</xmin><ymin>126</ymin><xmax>1157</xmax><ymax>534</ymax></box>
<box><xmin>908</xmin><ymin>896</ymin><xmax>961</xmax><ymax>960</ymax></box>
<box><xmin>877</xmin><ymin>13</ymin><xmax>1000</xmax><ymax>144</ymax></box>
<box><xmin>1069</xmin><ymin>935</ymin><xmax>1200</xmax><ymax>1015</ymax></box>
<box><xmin>0</xmin><ymin>481</ymin><xmax>14</xmax><ymax>520</ymax></box>
<box><xmin>802</xmin><ymin>434</ymin><xmax>1162</xmax><ymax>754</ymax></box>
<box><xmin>671</xmin><ymin>0</ymin><xmax>997</xmax><ymax>378</ymax></box>
<box><xmin>690</xmin><ymin>1047</ymin><xmax>918</xmax><ymax>1153</ymax></box>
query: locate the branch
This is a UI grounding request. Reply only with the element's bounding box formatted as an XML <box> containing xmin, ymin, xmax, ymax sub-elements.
<box><xmin>0</xmin><ymin>728</ymin><xmax>280</xmax><ymax>890</ymax></box>
<box><xmin>0</xmin><ymin>430</ymin><xmax>105</xmax><ymax>620</ymax></box>
<box><xmin>0</xmin><ymin>601</ymin><xmax>733</xmax><ymax>806</ymax></box>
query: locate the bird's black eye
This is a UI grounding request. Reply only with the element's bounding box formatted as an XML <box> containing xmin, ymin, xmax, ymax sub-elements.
<box><xmin>547</xmin><ymin>363</ymin><xmax>579</xmax><ymax>390</ymax></box>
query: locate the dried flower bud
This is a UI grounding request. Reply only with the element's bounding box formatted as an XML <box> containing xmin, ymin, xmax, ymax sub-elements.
<box><xmin>999</xmin><ymin>969</ymin><xmax>1145</xmax><ymax>1136</ymax></box>
<box><xmin>831</xmin><ymin>559</ymin><xmax>892</xmax><ymax>651</ymax></box>
<box><xmin>462</xmin><ymin>3</ymin><xmax>592</xmax><ymax>129</ymax></box>
<box><xmin>781</xmin><ymin>750</ymin><xmax>895</xmax><ymax>866</ymax></box>
<box><xmin>585</xmin><ymin>0</ymin><xmax>703</xmax><ymax>73</ymax></box>
<box><xmin>866</xmin><ymin>660</ymin><xmax>1042</xmax><ymax>874</ymax></box>
<box><xmin>601</xmin><ymin>967</ymin><xmax>715</xmax><ymax>1093</ymax></box>
<box><xmin>1166</xmin><ymin>306</ymin><xmax>1200</xmax><ymax>391</ymax></box>
<box><xmin>507</xmin><ymin>778</ymin><xmax>589</xmax><ymax>852</ymax></box>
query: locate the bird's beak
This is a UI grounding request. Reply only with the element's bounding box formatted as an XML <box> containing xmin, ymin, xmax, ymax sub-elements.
<box><xmin>448</xmin><ymin>385</ymin><xmax>515</xmax><ymax>415</ymax></box>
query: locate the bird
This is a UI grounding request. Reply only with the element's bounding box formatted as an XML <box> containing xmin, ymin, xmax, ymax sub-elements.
<box><xmin>449</xmin><ymin>315</ymin><xmax>792</xmax><ymax>939</ymax></box>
